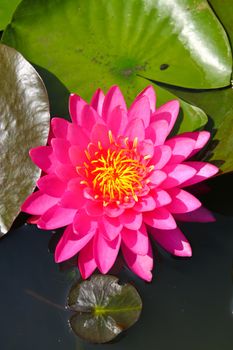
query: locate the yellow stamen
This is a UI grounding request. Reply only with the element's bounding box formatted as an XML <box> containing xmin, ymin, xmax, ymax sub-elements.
<box><xmin>80</xmin><ymin>180</ymin><xmax>89</xmax><ymax>185</ymax></box>
<box><xmin>85</xmin><ymin>150</ymin><xmax>91</xmax><ymax>160</ymax></box>
<box><xmin>77</xmin><ymin>130</ymin><xmax>154</xmax><ymax>204</ymax></box>
<box><xmin>108</xmin><ymin>130</ymin><xmax>114</xmax><ymax>144</ymax></box>
<box><xmin>144</xmin><ymin>154</ymin><xmax>152</xmax><ymax>160</ymax></box>
<box><xmin>148</xmin><ymin>165</ymin><xmax>155</xmax><ymax>172</ymax></box>
<box><xmin>124</xmin><ymin>137</ymin><xmax>129</xmax><ymax>146</ymax></box>
<box><xmin>98</xmin><ymin>141</ymin><xmax>102</xmax><ymax>150</ymax></box>
<box><xmin>89</xmin><ymin>146</ymin><xmax>145</xmax><ymax>202</ymax></box>
<box><xmin>133</xmin><ymin>137</ymin><xmax>138</xmax><ymax>148</ymax></box>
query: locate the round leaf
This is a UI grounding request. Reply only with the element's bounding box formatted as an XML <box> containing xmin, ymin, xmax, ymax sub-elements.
<box><xmin>1</xmin><ymin>0</ymin><xmax>209</xmax><ymax>134</ymax></box>
<box><xmin>208</xmin><ymin>0</ymin><xmax>233</xmax><ymax>63</ymax></box>
<box><xmin>2</xmin><ymin>0</ymin><xmax>232</xmax><ymax>94</ymax></box>
<box><xmin>154</xmin><ymin>83</ymin><xmax>208</xmax><ymax>134</ymax></box>
<box><xmin>0</xmin><ymin>44</ymin><xmax>50</xmax><ymax>235</ymax></box>
<box><xmin>23</xmin><ymin>66</ymin><xmax>209</xmax><ymax>134</ymax></box>
<box><xmin>68</xmin><ymin>275</ymin><xmax>142</xmax><ymax>343</ymax></box>
<box><xmin>0</xmin><ymin>0</ymin><xmax>21</xmax><ymax>30</ymax></box>
<box><xmin>163</xmin><ymin>86</ymin><xmax>233</xmax><ymax>173</ymax></box>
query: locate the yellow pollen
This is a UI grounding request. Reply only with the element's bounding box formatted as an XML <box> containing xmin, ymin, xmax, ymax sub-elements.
<box><xmin>89</xmin><ymin>147</ymin><xmax>146</xmax><ymax>202</ymax></box>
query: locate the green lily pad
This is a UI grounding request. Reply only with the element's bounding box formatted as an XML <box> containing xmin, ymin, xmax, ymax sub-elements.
<box><xmin>0</xmin><ymin>0</ymin><xmax>21</xmax><ymax>30</ymax></box>
<box><xmin>162</xmin><ymin>85</ymin><xmax>233</xmax><ymax>173</ymax></box>
<box><xmin>68</xmin><ymin>275</ymin><xmax>142</xmax><ymax>343</ymax></box>
<box><xmin>28</xmin><ymin>66</ymin><xmax>209</xmax><ymax>134</ymax></box>
<box><xmin>2</xmin><ymin>0</ymin><xmax>232</xmax><ymax>97</ymax></box>
<box><xmin>208</xmin><ymin>0</ymin><xmax>233</xmax><ymax>60</ymax></box>
<box><xmin>0</xmin><ymin>44</ymin><xmax>50</xmax><ymax>235</ymax></box>
<box><xmin>2</xmin><ymin>0</ymin><xmax>212</xmax><ymax>134</ymax></box>
<box><xmin>154</xmin><ymin>83</ymin><xmax>208</xmax><ymax>134</ymax></box>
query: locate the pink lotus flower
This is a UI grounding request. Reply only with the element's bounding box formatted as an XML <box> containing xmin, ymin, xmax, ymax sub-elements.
<box><xmin>21</xmin><ymin>86</ymin><xmax>218</xmax><ymax>281</ymax></box>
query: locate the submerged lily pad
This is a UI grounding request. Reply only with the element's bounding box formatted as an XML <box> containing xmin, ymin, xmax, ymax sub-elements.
<box><xmin>0</xmin><ymin>44</ymin><xmax>50</xmax><ymax>235</ymax></box>
<box><xmin>68</xmin><ymin>275</ymin><xmax>142</xmax><ymax>343</ymax></box>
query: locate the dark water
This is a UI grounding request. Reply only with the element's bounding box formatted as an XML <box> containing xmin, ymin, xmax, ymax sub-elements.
<box><xmin>1</xmin><ymin>213</ymin><xmax>233</xmax><ymax>349</ymax></box>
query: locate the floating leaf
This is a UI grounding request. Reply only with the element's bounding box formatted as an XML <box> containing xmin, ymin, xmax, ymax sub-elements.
<box><xmin>209</xmin><ymin>0</ymin><xmax>233</xmax><ymax>60</ymax></box>
<box><xmin>68</xmin><ymin>275</ymin><xmax>142</xmax><ymax>343</ymax></box>
<box><xmin>0</xmin><ymin>0</ymin><xmax>21</xmax><ymax>30</ymax></box>
<box><xmin>154</xmin><ymin>83</ymin><xmax>208</xmax><ymax>134</ymax></box>
<box><xmin>162</xmin><ymin>85</ymin><xmax>233</xmax><ymax>173</ymax></box>
<box><xmin>2</xmin><ymin>0</ymin><xmax>232</xmax><ymax>98</ymax></box>
<box><xmin>2</xmin><ymin>0</ymin><xmax>214</xmax><ymax>134</ymax></box>
<box><xmin>0</xmin><ymin>44</ymin><xmax>50</xmax><ymax>235</ymax></box>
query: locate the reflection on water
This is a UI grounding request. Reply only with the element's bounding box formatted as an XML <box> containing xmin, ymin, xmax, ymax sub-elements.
<box><xmin>0</xmin><ymin>213</ymin><xmax>233</xmax><ymax>350</ymax></box>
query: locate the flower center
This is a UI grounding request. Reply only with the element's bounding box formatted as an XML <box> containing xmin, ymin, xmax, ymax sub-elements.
<box><xmin>77</xmin><ymin>131</ymin><xmax>153</xmax><ymax>205</ymax></box>
<box><xmin>91</xmin><ymin>147</ymin><xmax>145</xmax><ymax>202</ymax></box>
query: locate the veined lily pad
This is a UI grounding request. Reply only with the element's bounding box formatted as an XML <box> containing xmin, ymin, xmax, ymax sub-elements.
<box><xmin>68</xmin><ymin>275</ymin><xmax>142</xmax><ymax>343</ymax></box>
<box><xmin>0</xmin><ymin>44</ymin><xmax>50</xmax><ymax>235</ymax></box>
<box><xmin>2</xmin><ymin>0</ymin><xmax>232</xmax><ymax>95</ymax></box>
<box><xmin>2</xmin><ymin>0</ymin><xmax>214</xmax><ymax>134</ymax></box>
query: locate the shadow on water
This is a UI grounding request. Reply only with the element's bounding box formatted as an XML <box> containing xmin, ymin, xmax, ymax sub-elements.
<box><xmin>33</xmin><ymin>64</ymin><xmax>70</xmax><ymax>119</ymax></box>
<box><xmin>201</xmin><ymin>172</ymin><xmax>233</xmax><ymax>216</ymax></box>
<box><xmin>0</xmin><ymin>225</ymin><xmax>75</xmax><ymax>349</ymax></box>
<box><xmin>0</xmin><ymin>210</ymin><xmax>233</xmax><ymax>350</ymax></box>
<box><xmin>1</xmin><ymin>66</ymin><xmax>233</xmax><ymax>349</ymax></box>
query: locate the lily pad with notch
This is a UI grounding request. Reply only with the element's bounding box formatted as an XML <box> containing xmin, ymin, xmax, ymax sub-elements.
<box><xmin>67</xmin><ymin>275</ymin><xmax>142</xmax><ymax>343</ymax></box>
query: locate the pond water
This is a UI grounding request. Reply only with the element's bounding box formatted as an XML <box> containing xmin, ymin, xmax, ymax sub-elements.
<box><xmin>1</xmin><ymin>204</ymin><xmax>233</xmax><ymax>349</ymax></box>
